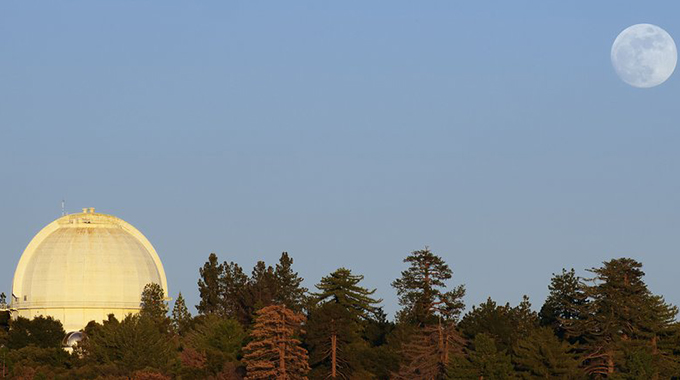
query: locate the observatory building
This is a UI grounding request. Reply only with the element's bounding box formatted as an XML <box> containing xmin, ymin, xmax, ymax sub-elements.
<box><xmin>10</xmin><ymin>208</ymin><xmax>168</xmax><ymax>333</ymax></box>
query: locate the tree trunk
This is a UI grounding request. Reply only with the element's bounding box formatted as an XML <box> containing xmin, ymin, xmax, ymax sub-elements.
<box><xmin>279</xmin><ymin>341</ymin><xmax>287</xmax><ymax>379</ymax></box>
<box><xmin>331</xmin><ymin>332</ymin><xmax>337</xmax><ymax>378</ymax></box>
<box><xmin>438</xmin><ymin>319</ymin><xmax>444</xmax><ymax>357</ymax></box>
<box><xmin>279</xmin><ymin>311</ymin><xmax>287</xmax><ymax>379</ymax></box>
<box><xmin>606</xmin><ymin>350</ymin><xmax>614</xmax><ymax>374</ymax></box>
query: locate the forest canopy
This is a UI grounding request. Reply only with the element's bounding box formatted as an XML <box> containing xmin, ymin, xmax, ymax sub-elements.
<box><xmin>0</xmin><ymin>249</ymin><xmax>678</xmax><ymax>379</ymax></box>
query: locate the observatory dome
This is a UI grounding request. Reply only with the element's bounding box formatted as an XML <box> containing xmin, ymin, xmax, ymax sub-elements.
<box><xmin>11</xmin><ymin>208</ymin><xmax>168</xmax><ymax>332</ymax></box>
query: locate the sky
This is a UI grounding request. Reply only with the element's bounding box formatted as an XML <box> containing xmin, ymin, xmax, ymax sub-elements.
<box><xmin>1</xmin><ymin>1</ymin><xmax>680</xmax><ymax>319</ymax></box>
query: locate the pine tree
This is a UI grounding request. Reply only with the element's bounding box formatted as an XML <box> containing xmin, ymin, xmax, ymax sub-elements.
<box><xmin>391</xmin><ymin>248</ymin><xmax>466</xmax><ymax>379</ymax></box>
<box><xmin>197</xmin><ymin>253</ymin><xmax>225</xmax><ymax>316</ymax></box>
<box><xmin>0</xmin><ymin>292</ymin><xmax>7</xmax><ymax>338</ymax></box>
<box><xmin>512</xmin><ymin>327</ymin><xmax>582</xmax><ymax>379</ymax></box>
<box><xmin>171</xmin><ymin>292</ymin><xmax>192</xmax><ymax>336</ymax></box>
<box><xmin>82</xmin><ymin>314</ymin><xmax>177</xmax><ymax>374</ymax></box>
<box><xmin>566</xmin><ymin>258</ymin><xmax>678</xmax><ymax>377</ymax></box>
<box><xmin>538</xmin><ymin>269</ymin><xmax>587</xmax><ymax>341</ymax></box>
<box><xmin>656</xmin><ymin>322</ymin><xmax>680</xmax><ymax>377</ymax></box>
<box><xmin>184</xmin><ymin>315</ymin><xmax>246</xmax><ymax>375</ymax></box>
<box><xmin>247</xmin><ymin>261</ymin><xmax>278</xmax><ymax>313</ymax></box>
<box><xmin>394</xmin><ymin>323</ymin><xmax>465</xmax><ymax>380</ymax></box>
<box><xmin>465</xmin><ymin>333</ymin><xmax>514</xmax><ymax>380</ymax></box>
<box><xmin>391</xmin><ymin>247</ymin><xmax>465</xmax><ymax>325</ymax></box>
<box><xmin>7</xmin><ymin>316</ymin><xmax>65</xmax><ymax>349</ymax></box>
<box><xmin>307</xmin><ymin>268</ymin><xmax>382</xmax><ymax>379</ymax></box>
<box><xmin>274</xmin><ymin>252</ymin><xmax>308</xmax><ymax>312</ymax></box>
<box><xmin>243</xmin><ymin>305</ymin><xmax>310</xmax><ymax>380</ymax></box>
<box><xmin>140</xmin><ymin>283</ymin><xmax>169</xmax><ymax>321</ymax></box>
<box><xmin>313</xmin><ymin>267</ymin><xmax>381</xmax><ymax>321</ymax></box>
<box><xmin>306</xmin><ymin>302</ymin><xmax>357</xmax><ymax>379</ymax></box>
<box><xmin>221</xmin><ymin>260</ymin><xmax>250</xmax><ymax>325</ymax></box>
<box><xmin>459</xmin><ymin>296</ymin><xmax>539</xmax><ymax>354</ymax></box>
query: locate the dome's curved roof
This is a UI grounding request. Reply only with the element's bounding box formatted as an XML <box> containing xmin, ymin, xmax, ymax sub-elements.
<box><xmin>11</xmin><ymin>209</ymin><xmax>167</xmax><ymax>330</ymax></box>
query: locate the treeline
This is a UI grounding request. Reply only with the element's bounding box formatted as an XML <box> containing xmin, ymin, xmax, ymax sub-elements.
<box><xmin>1</xmin><ymin>248</ymin><xmax>679</xmax><ymax>379</ymax></box>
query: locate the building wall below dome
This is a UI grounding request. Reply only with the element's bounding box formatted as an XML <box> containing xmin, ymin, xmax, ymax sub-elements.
<box><xmin>13</xmin><ymin>307</ymin><xmax>142</xmax><ymax>333</ymax></box>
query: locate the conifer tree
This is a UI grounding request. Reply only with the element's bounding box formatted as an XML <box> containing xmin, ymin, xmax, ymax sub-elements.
<box><xmin>306</xmin><ymin>302</ymin><xmax>357</xmax><ymax>379</ymax></box>
<box><xmin>391</xmin><ymin>247</ymin><xmax>465</xmax><ymax>325</ymax></box>
<box><xmin>171</xmin><ymin>292</ymin><xmax>192</xmax><ymax>336</ymax></box>
<box><xmin>221</xmin><ymin>260</ymin><xmax>250</xmax><ymax>325</ymax></box>
<box><xmin>274</xmin><ymin>252</ymin><xmax>308</xmax><ymax>312</ymax></box>
<box><xmin>247</xmin><ymin>261</ymin><xmax>278</xmax><ymax>312</ymax></box>
<box><xmin>313</xmin><ymin>267</ymin><xmax>381</xmax><ymax>321</ymax></box>
<box><xmin>0</xmin><ymin>292</ymin><xmax>8</xmax><ymax>338</ymax></box>
<box><xmin>565</xmin><ymin>258</ymin><xmax>678</xmax><ymax>377</ymax></box>
<box><xmin>243</xmin><ymin>305</ymin><xmax>310</xmax><ymax>380</ymax></box>
<box><xmin>391</xmin><ymin>248</ymin><xmax>466</xmax><ymax>380</ymax></box>
<box><xmin>512</xmin><ymin>327</ymin><xmax>582</xmax><ymax>379</ymax></box>
<box><xmin>140</xmin><ymin>283</ymin><xmax>169</xmax><ymax>321</ymax></box>
<box><xmin>307</xmin><ymin>268</ymin><xmax>381</xmax><ymax>379</ymax></box>
<box><xmin>538</xmin><ymin>269</ymin><xmax>587</xmax><ymax>341</ymax></box>
<box><xmin>7</xmin><ymin>316</ymin><xmax>65</xmax><ymax>349</ymax></box>
<box><xmin>197</xmin><ymin>253</ymin><xmax>225</xmax><ymax>316</ymax></box>
<box><xmin>394</xmin><ymin>323</ymin><xmax>465</xmax><ymax>380</ymax></box>
<box><xmin>83</xmin><ymin>314</ymin><xmax>177</xmax><ymax>374</ymax></box>
<box><xmin>459</xmin><ymin>296</ymin><xmax>539</xmax><ymax>354</ymax></box>
<box><xmin>184</xmin><ymin>315</ymin><xmax>246</xmax><ymax>375</ymax></box>
<box><xmin>465</xmin><ymin>333</ymin><xmax>514</xmax><ymax>380</ymax></box>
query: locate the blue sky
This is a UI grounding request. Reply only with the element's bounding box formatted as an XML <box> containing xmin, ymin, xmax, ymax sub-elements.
<box><xmin>2</xmin><ymin>1</ymin><xmax>680</xmax><ymax>318</ymax></box>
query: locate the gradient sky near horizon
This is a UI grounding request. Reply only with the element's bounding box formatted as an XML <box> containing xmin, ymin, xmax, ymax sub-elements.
<box><xmin>2</xmin><ymin>1</ymin><xmax>680</xmax><ymax>318</ymax></box>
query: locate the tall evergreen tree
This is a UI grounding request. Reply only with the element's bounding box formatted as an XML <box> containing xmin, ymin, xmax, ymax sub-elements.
<box><xmin>0</xmin><ymin>293</ymin><xmax>9</xmax><ymax>335</ymax></box>
<box><xmin>197</xmin><ymin>253</ymin><xmax>225</xmax><ymax>316</ymax></box>
<box><xmin>171</xmin><ymin>292</ymin><xmax>192</xmax><ymax>336</ymax></box>
<box><xmin>391</xmin><ymin>248</ymin><xmax>466</xmax><ymax>380</ymax></box>
<box><xmin>394</xmin><ymin>323</ymin><xmax>465</xmax><ymax>380</ymax></box>
<box><xmin>243</xmin><ymin>305</ymin><xmax>310</xmax><ymax>380</ymax></box>
<box><xmin>565</xmin><ymin>258</ymin><xmax>678</xmax><ymax>377</ymax></box>
<box><xmin>313</xmin><ymin>267</ymin><xmax>381</xmax><ymax>321</ymax></box>
<box><xmin>391</xmin><ymin>247</ymin><xmax>465</xmax><ymax>325</ymax></box>
<box><xmin>247</xmin><ymin>261</ymin><xmax>278</xmax><ymax>313</ymax></box>
<box><xmin>140</xmin><ymin>283</ymin><xmax>169</xmax><ymax>321</ymax></box>
<box><xmin>459</xmin><ymin>296</ymin><xmax>539</xmax><ymax>354</ymax></box>
<box><xmin>307</xmin><ymin>302</ymin><xmax>358</xmax><ymax>379</ymax></box>
<box><xmin>7</xmin><ymin>316</ymin><xmax>65</xmax><ymax>350</ymax></box>
<box><xmin>512</xmin><ymin>327</ymin><xmax>582</xmax><ymax>379</ymax></box>
<box><xmin>274</xmin><ymin>252</ymin><xmax>308</xmax><ymax>312</ymax></box>
<box><xmin>307</xmin><ymin>268</ymin><xmax>382</xmax><ymax>379</ymax></box>
<box><xmin>465</xmin><ymin>333</ymin><xmax>514</xmax><ymax>380</ymax></box>
<box><xmin>184</xmin><ymin>315</ymin><xmax>246</xmax><ymax>375</ymax></box>
<box><xmin>538</xmin><ymin>269</ymin><xmax>587</xmax><ymax>341</ymax></box>
<box><xmin>221</xmin><ymin>260</ymin><xmax>250</xmax><ymax>325</ymax></box>
<box><xmin>82</xmin><ymin>314</ymin><xmax>177</xmax><ymax>374</ymax></box>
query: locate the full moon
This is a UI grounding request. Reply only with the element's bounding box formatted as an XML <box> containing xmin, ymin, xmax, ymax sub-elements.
<box><xmin>611</xmin><ymin>24</ymin><xmax>677</xmax><ymax>88</ymax></box>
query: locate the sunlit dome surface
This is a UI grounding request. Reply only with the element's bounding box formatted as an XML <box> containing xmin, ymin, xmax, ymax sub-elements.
<box><xmin>11</xmin><ymin>208</ymin><xmax>168</xmax><ymax>332</ymax></box>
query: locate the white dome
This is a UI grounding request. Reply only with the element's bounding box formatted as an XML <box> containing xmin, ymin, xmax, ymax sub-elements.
<box><xmin>11</xmin><ymin>208</ymin><xmax>168</xmax><ymax>332</ymax></box>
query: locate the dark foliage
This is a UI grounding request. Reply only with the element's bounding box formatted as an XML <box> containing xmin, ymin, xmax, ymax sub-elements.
<box><xmin>8</xmin><ymin>316</ymin><xmax>65</xmax><ymax>350</ymax></box>
<box><xmin>2</xmin><ymin>252</ymin><xmax>678</xmax><ymax>379</ymax></box>
<box><xmin>459</xmin><ymin>295</ymin><xmax>539</xmax><ymax>354</ymax></box>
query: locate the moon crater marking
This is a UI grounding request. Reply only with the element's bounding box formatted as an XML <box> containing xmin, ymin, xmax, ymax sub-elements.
<box><xmin>611</xmin><ymin>23</ymin><xmax>677</xmax><ymax>88</ymax></box>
